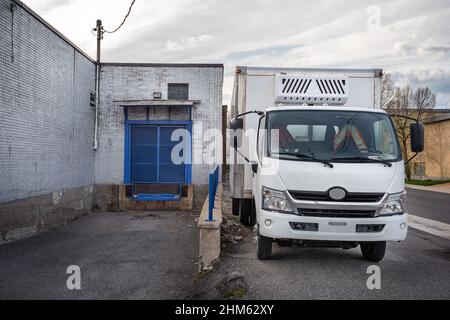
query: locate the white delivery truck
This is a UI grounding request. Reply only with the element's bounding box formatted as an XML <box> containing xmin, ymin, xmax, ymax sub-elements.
<box><xmin>230</xmin><ymin>66</ymin><xmax>424</xmax><ymax>261</ymax></box>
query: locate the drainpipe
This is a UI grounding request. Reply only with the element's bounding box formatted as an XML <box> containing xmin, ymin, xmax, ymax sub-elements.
<box><xmin>93</xmin><ymin>19</ymin><xmax>103</xmax><ymax>150</ymax></box>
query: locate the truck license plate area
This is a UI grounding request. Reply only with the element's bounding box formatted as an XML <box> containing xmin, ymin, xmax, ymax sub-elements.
<box><xmin>329</xmin><ymin>222</ymin><xmax>347</xmax><ymax>227</ymax></box>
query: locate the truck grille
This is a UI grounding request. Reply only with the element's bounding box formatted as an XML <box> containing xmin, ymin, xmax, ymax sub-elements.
<box><xmin>297</xmin><ymin>208</ymin><xmax>377</xmax><ymax>218</ymax></box>
<box><xmin>289</xmin><ymin>191</ymin><xmax>384</xmax><ymax>203</ymax></box>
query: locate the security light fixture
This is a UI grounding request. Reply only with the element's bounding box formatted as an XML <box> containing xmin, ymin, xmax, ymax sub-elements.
<box><xmin>153</xmin><ymin>92</ymin><xmax>162</xmax><ymax>99</ymax></box>
<box><xmin>90</xmin><ymin>92</ymin><xmax>96</xmax><ymax>107</ymax></box>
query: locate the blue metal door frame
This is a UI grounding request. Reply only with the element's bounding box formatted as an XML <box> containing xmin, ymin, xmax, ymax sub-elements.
<box><xmin>124</xmin><ymin>120</ymin><xmax>192</xmax><ymax>200</ymax></box>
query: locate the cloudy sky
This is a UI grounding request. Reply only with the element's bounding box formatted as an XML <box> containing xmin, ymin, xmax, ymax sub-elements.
<box><xmin>22</xmin><ymin>0</ymin><xmax>450</xmax><ymax>106</ymax></box>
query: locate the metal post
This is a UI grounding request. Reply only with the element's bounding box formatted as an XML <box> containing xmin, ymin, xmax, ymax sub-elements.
<box><xmin>93</xmin><ymin>19</ymin><xmax>103</xmax><ymax>150</ymax></box>
<box><xmin>209</xmin><ymin>172</ymin><xmax>214</xmax><ymax>221</ymax></box>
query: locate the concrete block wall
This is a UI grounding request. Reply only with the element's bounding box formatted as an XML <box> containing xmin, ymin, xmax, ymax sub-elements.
<box><xmin>0</xmin><ymin>0</ymin><xmax>96</xmax><ymax>204</ymax></box>
<box><xmin>95</xmin><ymin>64</ymin><xmax>224</xmax><ymax>186</ymax></box>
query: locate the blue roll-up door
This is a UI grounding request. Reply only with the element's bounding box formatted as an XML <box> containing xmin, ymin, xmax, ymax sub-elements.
<box><xmin>130</xmin><ymin>125</ymin><xmax>189</xmax><ymax>184</ymax></box>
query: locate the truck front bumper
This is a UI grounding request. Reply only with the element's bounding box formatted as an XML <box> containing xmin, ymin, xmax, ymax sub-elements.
<box><xmin>258</xmin><ymin>209</ymin><xmax>408</xmax><ymax>242</ymax></box>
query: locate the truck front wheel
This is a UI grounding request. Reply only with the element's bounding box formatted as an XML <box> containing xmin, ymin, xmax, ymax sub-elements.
<box><xmin>360</xmin><ymin>241</ymin><xmax>386</xmax><ymax>262</ymax></box>
<box><xmin>257</xmin><ymin>230</ymin><xmax>272</xmax><ymax>260</ymax></box>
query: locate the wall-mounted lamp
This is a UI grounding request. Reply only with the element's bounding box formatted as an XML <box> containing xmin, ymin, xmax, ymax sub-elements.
<box><xmin>153</xmin><ymin>92</ymin><xmax>162</xmax><ymax>99</ymax></box>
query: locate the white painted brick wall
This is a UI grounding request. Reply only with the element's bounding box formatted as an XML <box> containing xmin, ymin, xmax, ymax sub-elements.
<box><xmin>0</xmin><ymin>0</ymin><xmax>96</xmax><ymax>203</ymax></box>
<box><xmin>0</xmin><ymin>0</ymin><xmax>224</xmax><ymax>206</ymax></box>
<box><xmin>95</xmin><ymin>65</ymin><xmax>224</xmax><ymax>185</ymax></box>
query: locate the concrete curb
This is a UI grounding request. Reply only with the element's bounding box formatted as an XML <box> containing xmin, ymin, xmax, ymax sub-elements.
<box><xmin>406</xmin><ymin>184</ymin><xmax>450</xmax><ymax>195</ymax></box>
<box><xmin>197</xmin><ymin>184</ymin><xmax>223</xmax><ymax>271</ymax></box>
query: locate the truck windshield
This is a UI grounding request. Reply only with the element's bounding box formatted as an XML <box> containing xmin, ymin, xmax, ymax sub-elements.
<box><xmin>267</xmin><ymin>110</ymin><xmax>401</xmax><ymax>163</ymax></box>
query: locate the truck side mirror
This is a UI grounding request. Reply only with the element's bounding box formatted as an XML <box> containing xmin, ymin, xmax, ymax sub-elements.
<box><xmin>410</xmin><ymin>123</ymin><xmax>424</xmax><ymax>153</ymax></box>
<box><xmin>233</xmin><ymin>136</ymin><xmax>239</xmax><ymax>149</ymax></box>
<box><xmin>230</xmin><ymin>118</ymin><xmax>243</xmax><ymax>131</ymax></box>
<box><xmin>231</xmin><ymin>118</ymin><xmax>244</xmax><ymax>149</ymax></box>
<box><xmin>251</xmin><ymin>162</ymin><xmax>258</xmax><ymax>174</ymax></box>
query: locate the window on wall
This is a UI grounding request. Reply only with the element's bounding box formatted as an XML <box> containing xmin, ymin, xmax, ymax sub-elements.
<box><xmin>168</xmin><ymin>83</ymin><xmax>189</xmax><ymax>100</ymax></box>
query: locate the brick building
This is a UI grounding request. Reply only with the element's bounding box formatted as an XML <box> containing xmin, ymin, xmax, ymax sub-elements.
<box><xmin>0</xmin><ymin>0</ymin><xmax>223</xmax><ymax>240</ymax></box>
<box><xmin>411</xmin><ymin>111</ymin><xmax>450</xmax><ymax>180</ymax></box>
<box><xmin>96</xmin><ymin>63</ymin><xmax>223</xmax><ymax>210</ymax></box>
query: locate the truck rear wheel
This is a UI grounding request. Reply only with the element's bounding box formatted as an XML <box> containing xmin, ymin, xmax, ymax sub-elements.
<box><xmin>232</xmin><ymin>198</ymin><xmax>240</xmax><ymax>216</ymax></box>
<box><xmin>239</xmin><ymin>199</ymin><xmax>256</xmax><ymax>227</ymax></box>
<box><xmin>257</xmin><ymin>230</ymin><xmax>272</xmax><ymax>260</ymax></box>
<box><xmin>360</xmin><ymin>241</ymin><xmax>386</xmax><ymax>262</ymax></box>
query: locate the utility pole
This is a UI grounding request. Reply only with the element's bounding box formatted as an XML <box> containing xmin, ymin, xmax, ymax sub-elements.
<box><xmin>93</xmin><ymin>19</ymin><xmax>103</xmax><ymax>150</ymax></box>
<box><xmin>96</xmin><ymin>19</ymin><xmax>103</xmax><ymax>63</ymax></box>
<box><xmin>91</xmin><ymin>1</ymin><xmax>136</xmax><ymax>150</ymax></box>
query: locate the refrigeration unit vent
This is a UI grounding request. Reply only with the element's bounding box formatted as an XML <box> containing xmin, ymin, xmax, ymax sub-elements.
<box><xmin>275</xmin><ymin>75</ymin><xmax>349</xmax><ymax>105</ymax></box>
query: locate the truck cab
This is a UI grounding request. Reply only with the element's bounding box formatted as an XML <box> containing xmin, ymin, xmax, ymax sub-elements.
<box><xmin>230</xmin><ymin>67</ymin><xmax>424</xmax><ymax>261</ymax></box>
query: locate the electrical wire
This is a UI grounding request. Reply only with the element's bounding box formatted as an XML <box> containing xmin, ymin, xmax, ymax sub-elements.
<box><xmin>104</xmin><ymin>0</ymin><xmax>136</xmax><ymax>34</ymax></box>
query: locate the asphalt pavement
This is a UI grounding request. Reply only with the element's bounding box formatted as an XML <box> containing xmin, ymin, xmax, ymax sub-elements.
<box><xmin>194</xmin><ymin>187</ymin><xmax>450</xmax><ymax>300</ymax></box>
<box><xmin>0</xmin><ymin>188</ymin><xmax>449</xmax><ymax>300</ymax></box>
<box><xmin>0</xmin><ymin>211</ymin><xmax>199</xmax><ymax>299</ymax></box>
<box><xmin>405</xmin><ymin>187</ymin><xmax>450</xmax><ymax>224</ymax></box>
<box><xmin>195</xmin><ymin>217</ymin><xmax>450</xmax><ymax>300</ymax></box>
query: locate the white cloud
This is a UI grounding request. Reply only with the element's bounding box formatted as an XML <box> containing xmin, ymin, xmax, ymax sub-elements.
<box><xmin>166</xmin><ymin>35</ymin><xmax>213</xmax><ymax>51</ymax></box>
<box><xmin>22</xmin><ymin>0</ymin><xmax>450</xmax><ymax>106</ymax></box>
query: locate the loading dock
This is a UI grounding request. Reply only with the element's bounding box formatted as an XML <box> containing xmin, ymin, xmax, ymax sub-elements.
<box><xmin>121</xmin><ymin>101</ymin><xmax>198</xmax><ymax>201</ymax></box>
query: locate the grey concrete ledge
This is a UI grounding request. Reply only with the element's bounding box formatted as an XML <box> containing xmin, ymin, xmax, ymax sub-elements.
<box><xmin>102</xmin><ymin>62</ymin><xmax>224</xmax><ymax>68</ymax></box>
<box><xmin>197</xmin><ymin>184</ymin><xmax>223</xmax><ymax>271</ymax></box>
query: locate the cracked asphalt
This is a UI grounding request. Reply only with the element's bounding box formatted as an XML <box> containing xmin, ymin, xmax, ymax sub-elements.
<box><xmin>0</xmin><ymin>211</ymin><xmax>199</xmax><ymax>300</ymax></box>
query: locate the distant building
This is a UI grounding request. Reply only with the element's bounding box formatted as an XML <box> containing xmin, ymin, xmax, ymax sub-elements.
<box><xmin>411</xmin><ymin>109</ymin><xmax>450</xmax><ymax>180</ymax></box>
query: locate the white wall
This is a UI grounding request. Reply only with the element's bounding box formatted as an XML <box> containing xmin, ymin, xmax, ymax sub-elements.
<box><xmin>0</xmin><ymin>0</ymin><xmax>96</xmax><ymax>203</ymax></box>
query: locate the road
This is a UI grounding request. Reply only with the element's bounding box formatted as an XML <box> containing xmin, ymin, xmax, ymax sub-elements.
<box><xmin>0</xmin><ymin>188</ymin><xmax>449</xmax><ymax>300</ymax></box>
<box><xmin>195</xmin><ymin>187</ymin><xmax>450</xmax><ymax>300</ymax></box>
<box><xmin>405</xmin><ymin>187</ymin><xmax>450</xmax><ymax>224</ymax></box>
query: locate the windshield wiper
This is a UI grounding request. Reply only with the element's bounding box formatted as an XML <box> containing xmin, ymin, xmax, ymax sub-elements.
<box><xmin>277</xmin><ymin>152</ymin><xmax>334</xmax><ymax>168</ymax></box>
<box><xmin>331</xmin><ymin>156</ymin><xmax>393</xmax><ymax>167</ymax></box>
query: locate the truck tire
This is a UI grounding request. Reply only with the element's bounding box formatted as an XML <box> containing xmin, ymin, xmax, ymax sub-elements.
<box><xmin>257</xmin><ymin>230</ymin><xmax>272</xmax><ymax>260</ymax></box>
<box><xmin>232</xmin><ymin>198</ymin><xmax>240</xmax><ymax>216</ymax></box>
<box><xmin>239</xmin><ymin>199</ymin><xmax>253</xmax><ymax>226</ymax></box>
<box><xmin>360</xmin><ymin>241</ymin><xmax>386</xmax><ymax>262</ymax></box>
<box><xmin>250</xmin><ymin>198</ymin><xmax>257</xmax><ymax>226</ymax></box>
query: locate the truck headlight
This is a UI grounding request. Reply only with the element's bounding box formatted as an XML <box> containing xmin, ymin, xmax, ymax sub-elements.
<box><xmin>377</xmin><ymin>192</ymin><xmax>405</xmax><ymax>216</ymax></box>
<box><xmin>262</xmin><ymin>186</ymin><xmax>292</xmax><ymax>213</ymax></box>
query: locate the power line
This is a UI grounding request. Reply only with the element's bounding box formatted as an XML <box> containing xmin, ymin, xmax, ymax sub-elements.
<box><xmin>104</xmin><ymin>0</ymin><xmax>136</xmax><ymax>34</ymax></box>
<box><xmin>91</xmin><ymin>0</ymin><xmax>137</xmax><ymax>150</ymax></box>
